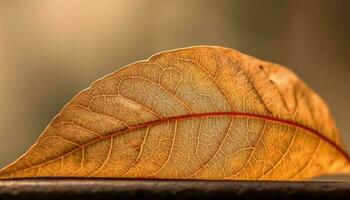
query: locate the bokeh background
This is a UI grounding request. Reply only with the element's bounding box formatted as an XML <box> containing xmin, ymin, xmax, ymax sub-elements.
<box><xmin>0</xmin><ymin>0</ymin><xmax>350</xmax><ymax>180</ymax></box>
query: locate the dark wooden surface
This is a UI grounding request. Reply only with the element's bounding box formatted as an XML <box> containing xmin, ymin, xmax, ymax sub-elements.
<box><xmin>0</xmin><ymin>178</ymin><xmax>349</xmax><ymax>200</ymax></box>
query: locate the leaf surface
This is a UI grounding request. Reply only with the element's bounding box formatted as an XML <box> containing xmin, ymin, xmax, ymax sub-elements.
<box><xmin>1</xmin><ymin>46</ymin><xmax>349</xmax><ymax>180</ymax></box>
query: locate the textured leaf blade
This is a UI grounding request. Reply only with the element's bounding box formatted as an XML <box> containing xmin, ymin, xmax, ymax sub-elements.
<box><xmin>0</xmin><ymin>46</ymin><xmax>349</xmax><ymax>180</ymax></box>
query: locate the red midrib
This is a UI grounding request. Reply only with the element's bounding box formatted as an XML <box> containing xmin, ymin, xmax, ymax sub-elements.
<box><xmin>72</xmin><ymin>112</ymin><xmax>350</xmax><ymax>162</ymax></box>
<box><xmin>2</xmin><ymin>111</ymin><xmax>350</xmax><ymax>175</ymax></box>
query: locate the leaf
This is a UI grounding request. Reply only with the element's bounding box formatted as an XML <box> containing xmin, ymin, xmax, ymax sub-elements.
<box><xmin>0</xmin><ymin>46</ymin><xmax>349</xmax><ymax>180</ymax></box>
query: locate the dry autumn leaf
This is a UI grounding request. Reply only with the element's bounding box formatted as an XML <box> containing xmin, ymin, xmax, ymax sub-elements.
<box><xmin>0</xmin><ymin>46</ymin><xmax>349</xmax><ymax>180</ymax></box>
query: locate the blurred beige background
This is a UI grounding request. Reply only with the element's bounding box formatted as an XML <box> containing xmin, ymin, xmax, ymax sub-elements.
<box><xmin>0</xmin><ymin>0</ymin><xmax>349</xmax><ymax>180</ymax></box>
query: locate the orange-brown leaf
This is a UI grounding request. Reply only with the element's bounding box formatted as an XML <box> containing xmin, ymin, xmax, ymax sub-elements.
<box><xmin>1</xmin><ymin>46</ymin><xmax>349</xmax><ymax>180</ymax></box>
